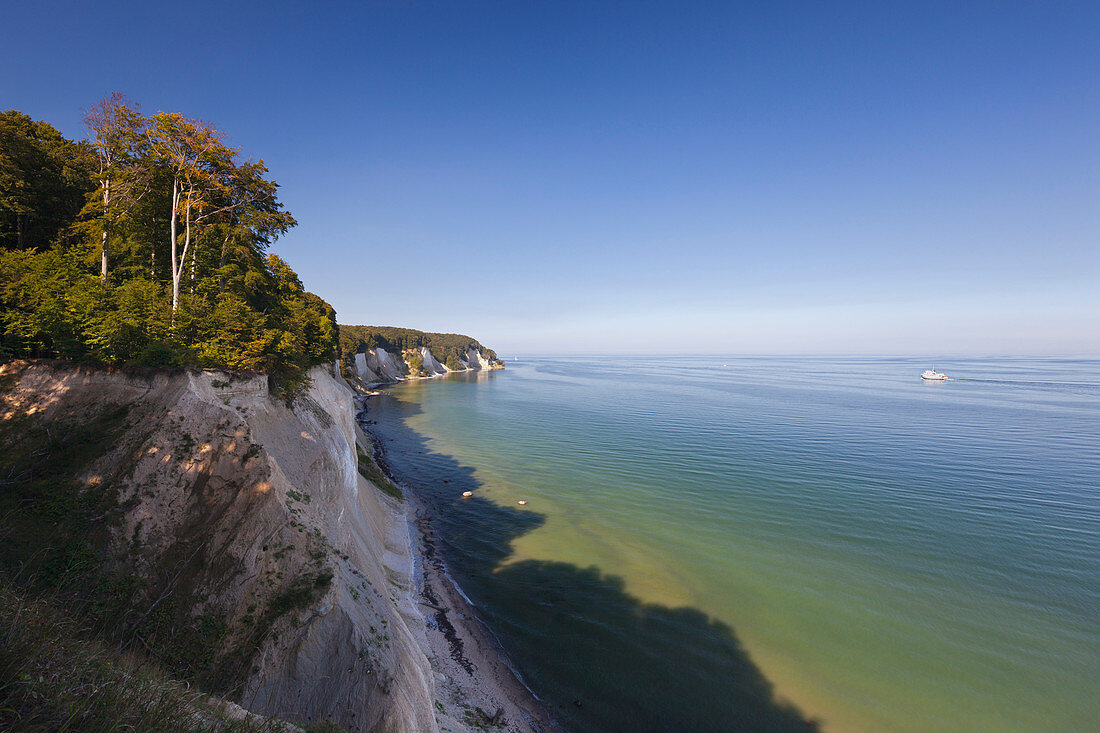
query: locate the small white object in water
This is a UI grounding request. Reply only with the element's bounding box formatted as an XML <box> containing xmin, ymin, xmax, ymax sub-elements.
<box><xmin>517</xmin><ymin>500</ymin><xmax>527</xmax><ymax>506</ymax></box>
<box><xmin>462</xmin><ymin>491</ymin><xmax>473</xmax><ymax>498</ymax></box>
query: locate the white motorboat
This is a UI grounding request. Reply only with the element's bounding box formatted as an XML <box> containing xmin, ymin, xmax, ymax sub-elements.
<box><xmin>921</xmin><ymin>367</ymin><xmax>949</xmax><ymax>381</ymax></box>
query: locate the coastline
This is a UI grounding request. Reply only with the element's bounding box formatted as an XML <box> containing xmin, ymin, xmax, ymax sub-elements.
<box><xmin>357</xmin><ymin>401</ymin><xmax>555</xmax><ymax>733</ymax></box>
<box><xmin>361</xmin><ymin>361</ymin><xmax>505</xmax><ymax>389</ymax></box>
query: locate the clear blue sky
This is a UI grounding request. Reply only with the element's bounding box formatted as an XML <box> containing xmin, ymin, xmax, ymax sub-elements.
<box><xmin>3</xmin><ymin>1</ymin><xmax>1097</xmax><ymax>354</ymax></box>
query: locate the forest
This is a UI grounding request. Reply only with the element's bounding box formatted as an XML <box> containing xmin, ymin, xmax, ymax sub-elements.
<box><xmin>339</xmin><ymin>325</ymin><xmax>500</xmax><ymax>373</ymax></box>
<box><xmin>0</xmin><ymin>98</ymin><xmax>337</xmax><ymax>395</ymax></box>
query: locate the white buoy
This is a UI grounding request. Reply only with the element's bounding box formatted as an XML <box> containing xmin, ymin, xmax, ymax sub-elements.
<box><xmin>462</xmin><ymin>491</ymin><xmax>473</xmax><ymax>498</ymax></box>
<box><xmin>517</xmin><ymin>500</ymin><xmax>527</xmax><ymax>506</ymax></box>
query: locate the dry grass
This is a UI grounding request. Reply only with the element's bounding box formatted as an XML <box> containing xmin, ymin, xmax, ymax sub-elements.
<box><xmin>0</xmin><ymin>582</ymin><xmax>303</xmax><ymax>732</ymax></box>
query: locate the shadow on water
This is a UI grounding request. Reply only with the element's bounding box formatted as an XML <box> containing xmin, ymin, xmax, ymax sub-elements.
<box><xmin>367</xmin><ymin>382</ymin><xmax>819</xmax><ymax>732</ymax></box>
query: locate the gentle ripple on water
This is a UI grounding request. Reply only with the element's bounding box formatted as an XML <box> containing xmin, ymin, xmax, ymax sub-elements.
<box><xmin>367</xmin><ymin>356</ymin><xmax>1100</xmax><ymax>732</ymax></box>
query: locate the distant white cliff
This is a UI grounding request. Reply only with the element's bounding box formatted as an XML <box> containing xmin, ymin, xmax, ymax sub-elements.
<box><xmin>351</xmin><ymin>345</ymin><xmax>503</xmax><ymax>384</ymax></box>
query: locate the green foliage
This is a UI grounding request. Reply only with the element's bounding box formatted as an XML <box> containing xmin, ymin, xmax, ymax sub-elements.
<box><xmin>463</xmin><ymin>706</ymin><xmax>506</xmax><ymax>731</ymax></box>
<box><xmin>338</xmin><ymin>324</ymin><xmax>500</xmax><ymax>376</ymax></box>
<box><xmin>403</xmin><ymin>348</ymin><xmax>425</xmax><ymax>377</ymax></box>
<box><xmin>222</xmin><ymin>570</ymin><xmax>333</xmax><ymax>682</ymax></box>
<box><xmin>355</xmin><ymin>444</ymin><xmax>403</xmax><ymax>500</ymax></box>
<box><xmin>0</xmin><ymin>110</ymin><xmax>96</xmax><ymax>251</ymax></box>
<box><xmin>0</xmin><ymin>107</ymin><xmax>337</xmax><ymax>386</ymax></box>
<box><xmin>304</xmin><ymin>723</ymin><xmax>347</xmax><ymax>733</ymax></box>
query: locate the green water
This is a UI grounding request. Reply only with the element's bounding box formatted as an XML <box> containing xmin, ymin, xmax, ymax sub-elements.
<box><xmin>366</xmin><ymin>357</ymin><xmax>1100</xmax><ymax>731</ymax></box>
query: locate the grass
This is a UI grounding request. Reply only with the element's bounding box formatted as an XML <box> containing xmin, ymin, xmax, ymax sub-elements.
<box><xmin>462</xmin><ymin>706</ymin><xmax>506</xmax><ymax>731</ymax></box>
<box><xmin>0</xmin><ymin>400</ymin><xmax>132</xmax><ymax>591</ymax></box>
<box><xmin>0</xmin><ymin>582</ymin><xmax>297</xmax><ymax>732</ymax></box>
<box><xmin>0</xmin><ymin>383</ymin><xmax>342</xmax><ymax>716</ymax></box>
<box><xmin>303</xmin><ymin>723</ymin><xmax>346</xmax><ymax>733</ymax></box>
<box><xmin>355</xmin><ymin>445</ymin><xmax>403</xmax><ymax>501</ymax></box>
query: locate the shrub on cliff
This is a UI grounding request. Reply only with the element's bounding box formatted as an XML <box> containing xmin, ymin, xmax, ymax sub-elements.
<box><xmin>403</xmin><ymin>349</ymin><xmax>425</xmax><ymax>377</ymax></box>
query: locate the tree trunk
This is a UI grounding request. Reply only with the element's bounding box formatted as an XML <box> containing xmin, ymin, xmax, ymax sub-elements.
<box><xmin>190</xmin><ymin>238</ymin><xmax>197</xmax><ymax>294</ymax></box>
<box><xmin>183</xmin><ymin>195</ymin><xmax>192</xmax><ymax>299</ymax></box>
<box><xmin>151</xmin><ymin>213</ymin><xmax>157</xmax><ymax>279</ymax></box>
<box><xmin>170</xmin><ymin>178</ymin><xmax>180</xmax><ymax>314</ymax></box>
<box><xmin>100</xmin><ymin>178</ymin><xmax>110</xmax><ymax>278</ymax></box>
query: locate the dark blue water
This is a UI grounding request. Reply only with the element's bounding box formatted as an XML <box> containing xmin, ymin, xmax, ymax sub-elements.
<box><xmin>367</xmin><ymin>356</ymin><xmax>1100</xmax><ymax>731</ymax></box>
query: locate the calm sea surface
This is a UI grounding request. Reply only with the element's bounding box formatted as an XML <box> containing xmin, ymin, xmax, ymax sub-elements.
<box><xmin>365</xmin><ymin>357</ymin><xmax>1100</xmax><ymax>732</ymax></box>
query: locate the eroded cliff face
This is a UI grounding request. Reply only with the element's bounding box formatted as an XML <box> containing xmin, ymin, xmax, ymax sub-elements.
<box><xmin>0</xmin><ymin>361</ymin><xmax>439</xmax><ymax>732</ymax></box>
<box><xmin>418</xmin><ymin>347</ymin><xmax>448</xmax><ymax>376</ymax></box>
<box><xmin>351</xmin><ymin>346</ymin><xmax>502</xmax><ymax>384</ymax></box>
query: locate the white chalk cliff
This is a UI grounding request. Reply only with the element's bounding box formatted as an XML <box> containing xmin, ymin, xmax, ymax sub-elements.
<box><xmin>352</xmin><ymin>345</ymin><xmax>502</xmax><ymax>383</ymax></box>
<box><xmin>419</xmin><ymin>346</ymin><xmax>448</xmax><ymax>375</ymax></box>
<box><xmin>1</xmin><ymin>362</ymin><xmax>441</xmax><ymax>732</ymax></box>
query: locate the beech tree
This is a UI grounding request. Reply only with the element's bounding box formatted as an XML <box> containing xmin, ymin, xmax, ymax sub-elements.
<box><xmin>144</xmin><ymin>113</ymin><xmax>295</xmax><ymax>315</ymax></box>
<box><xmin>83</xmin><ymin>93</ymin><xmax>148</xmax><ymax>277</ymax></box>
<box><xmin>145</xmin><ymin>112</ymin><xmax>226</xmax><ymax>314</ymax></box>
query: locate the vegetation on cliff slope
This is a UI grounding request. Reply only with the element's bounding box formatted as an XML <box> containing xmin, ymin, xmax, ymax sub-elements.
<box><xmin>356</xmin><ymin>443</ymin><xmax>403</xmax><ymax>500</ymax></box>
<box><xmin>0</xmin><ymin>583</ymin><xmax>304</xmax><ymax>732</ymax></box>
<box><xmin>339</xmin><ymin>324</ymin><xmax>501</xmax><ymax>374</ymax></box>
<box><xmin>0</xmin><ymin>101</ymin><xmax>336</xmax><ymax>393</ymax></box>
<box><xmin>0</xmin><ymin>362</ymin><xmax>344</xmax><ymax>730</ymax></box>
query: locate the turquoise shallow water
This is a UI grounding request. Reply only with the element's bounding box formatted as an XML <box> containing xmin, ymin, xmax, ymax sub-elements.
<box><xmin>365</xmin><ymin>357</ymin><xmax>1100</xmax><ymax>732</ymax></box>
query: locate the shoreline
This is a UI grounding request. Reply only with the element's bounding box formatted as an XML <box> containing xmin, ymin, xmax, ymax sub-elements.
<box><xmin>357</xmin><ymin>402</ymin><xmax>556</xmax><ymax>733</ymax></box>
<box><xmin>361</xmin><ymin>361</ymin><xmax>505</xmax><ymax>389</ymax></box>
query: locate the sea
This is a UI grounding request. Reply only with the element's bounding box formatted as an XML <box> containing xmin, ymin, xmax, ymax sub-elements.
<box><xmin>364</xmin><ymin>356</ymin><xmax>1100</xmax><ymax>732</ymax></box>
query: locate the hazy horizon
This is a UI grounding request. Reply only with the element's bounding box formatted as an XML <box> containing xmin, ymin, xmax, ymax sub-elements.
<box><xmin>3</xmin><ymin>1</ymin><xmax>1097</xmax><ymax>355</ymax></box>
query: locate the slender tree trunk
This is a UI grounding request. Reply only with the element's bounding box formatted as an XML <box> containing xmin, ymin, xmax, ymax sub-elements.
<box><xmin>172</xmin><ymin>189</ymin><xmax>193</xmax><ymax>314</ymax></box>
<box><xmin>183</xmin><ymin>195</ymin><xmax>192</xmax><ymax>298</ymax></box>
<box><xmin>189</xmin><ymin>238</ymin><xmax>197</xmax><ymax>294</ymax></box>
<box><xmin>151</xmin><ymin>213</ymin><xmax>157</xmax><ymax>279</ymax></box>
<box><xmin>100</xmin><ymin>178</ymin><xmax>110</xmax><ymax>278</ymax></box>
<box><xmin>170</xmin><ymin>178</ymin><xmax>180</xmax><ymax>314</ymax></box>
<box><xmin>16</xmin><ymin>213</ymin><xmax>23</xmax><ymax>249</ymax></box>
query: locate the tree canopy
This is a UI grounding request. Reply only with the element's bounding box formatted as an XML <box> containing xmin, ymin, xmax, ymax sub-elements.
<box><xmin>0</xmin><ymin>101</ymin><xmax>336</xmax><ymax>396</ymax></box>
<box><xmin>0</xmin><ymin>111</ymin><xmax>95</xmax><ymax>250</ymax></box>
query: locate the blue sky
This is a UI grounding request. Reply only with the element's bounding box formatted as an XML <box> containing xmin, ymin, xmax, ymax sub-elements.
<box><xmin>3</xmin><ymin>1</ymin><xmax>1097</xmax><ymax>354</ymax></box>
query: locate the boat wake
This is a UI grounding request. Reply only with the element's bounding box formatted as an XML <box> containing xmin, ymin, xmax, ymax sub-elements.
<box><xmin>950</xmin><ymin>377</ymin><xmax>1100</xmax><ymax>392</ymax></box>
